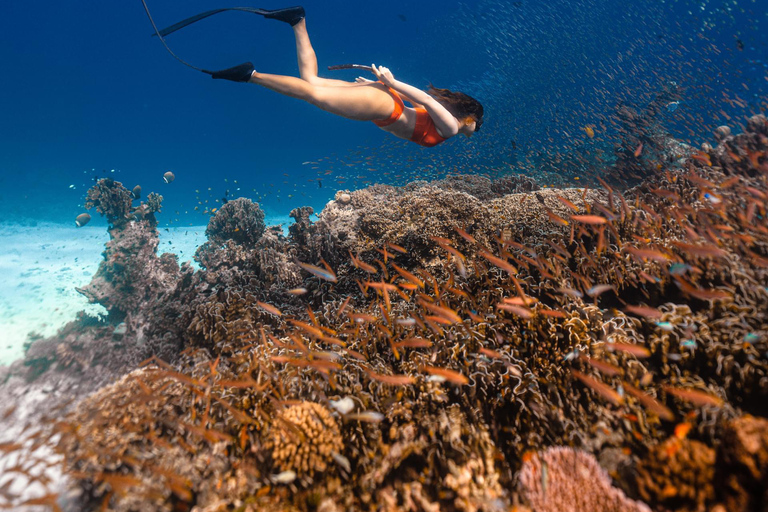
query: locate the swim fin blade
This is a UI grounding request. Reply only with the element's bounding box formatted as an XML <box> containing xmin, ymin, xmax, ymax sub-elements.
<box><xmin>207</xmin><ymin>62</ymin><xmax>255</xmax><ymax>82</ymax></box>
<box><xmin>262</xmin><ymin>6</ymin><xmax>305</xmax><ymax>26</ymax></box>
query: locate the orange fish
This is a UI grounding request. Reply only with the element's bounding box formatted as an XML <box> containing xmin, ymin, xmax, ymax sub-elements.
<box><xmin>582</xmin><ymin>356</ymin><xmax>622</xmax><ymax>376</ymax></box>
<box><xmin>393</xmin><ymin>337</ymin><xmax>433</xmax><ymax>349</ymax></box>
<box><xmin>670</xmin><ymin>241</ymin><xmax>727</xmax><ymax>259</ymax></box>
<box><xmin>392</xmin><ymin>263</ymin><xmax>425</xmax><ymax>288</ymax></box>
<box><xmin>479</xmin><ymin>250</ymin><xmax>518</xmax><ymax>275</ymax></box>
<box><xmin>364</xmin><ymin>281</ymin><xmax>399</xmax><ymax>293</ymax></box>
<box><xmin>421</xmin><ymin>365</ymin><xmax>469</xmax><ymax>385</ymax></box>
<box><xmin>479</xmin><ymin>347</ymin><xmax>504</xmax><ymax>359</ymax></box>
<box><xmin>366</xmin><ymin>369</ymin><xmax>416</xmax><ymax>386</ymax></box>
<box><xmin>622</xmin><ymin>382</ymin><xmax>675</xmax><ymax>421</ymax></box>
<box><xmin>419</xmin><ymin>300</ymin><xmax>462</xmax><ymax>324</ymax></box>
<box><xmin>624</xmin><ymin>305</ymin><xmax>663</xmax><ymax>319</ymax></box>
<box><xmin>664</xmin><ymin>386</ymin><xmax>724</xmax><ymax>407</ymax></box>
<box><xmin>496</xmin><ymin>303</ymin><xmax>533</xmax><ymax>318</ymax></box>
<box><xmin>605</xmin><ymin>342</ymin><xmax>651</xmax><ymax>358</ymax></box>
<box><xmin>256</xmin><ymin>301</ymin><xmax>282</xmax><ymax>317</ymax></box>
<box><xmin>674</xmin><ymin>278</ymin><xmax>732</xmax><ymax>301</ymax></box>
<box><xmin>386</xmin><ymin>242</ymin><xmax>408</xmax><ymax>254</ymax></box>
<box><xmin>674</xmin><ymin>422</ymin><xmax>693</xmax><ymax>439</ymax></box>
<box><xmin>545</xmin><ymin>209</ymin><xmax>570</xmax><ymax>226</ymax></box>
<box><xmin>624</xmin><ymin>247</ymin><xmax>673</xmax><ymax>263</ymax></box>
<box><xmin>288</xmin><ymin>320</ymin><xmax>323</xmax><ymax>338</ymax></box>
<box><xmin>454</xmin><ymin>225</ymin><xmax>477</xmax><ymax>244</ymax></box>
<box><xmin>572</xmin><ymin>370</ymin><xmax>623</xmax><ymax>405</ymax></box>
<box><xmin>690</xmin><ymin>151</ymin><xmax>712</xmax><ymax>166</ymax></box>
<box><xmin>571</xmin><ymin>215</ymin><xmax>608</xmax><ymax>225</ymax></box>
<box><xmin>538</xmin><ymin>309</ymin><xmax>566</xmax><ymax>318</ymax></box>
<box><xmin>556</xmin><ymin>196</ymin><xmax>579</xmax><ymax>211</ymax></box>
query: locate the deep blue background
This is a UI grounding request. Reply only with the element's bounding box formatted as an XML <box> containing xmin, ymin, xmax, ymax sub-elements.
<box><xmin>1</xmin><ymin>0</ymin><xmax>766</xmax><ymax>227</ymax></box>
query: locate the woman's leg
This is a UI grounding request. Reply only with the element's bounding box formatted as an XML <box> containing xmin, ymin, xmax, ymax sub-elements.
<box><xmin>248</xmin><ymin>72</ymin><xmax>394</xmax><ymax>121</ymax></box>
<box><xmin>292</xmin><ymin>19</ymin><xmax>360</xmax><ymax>87</ymax></box>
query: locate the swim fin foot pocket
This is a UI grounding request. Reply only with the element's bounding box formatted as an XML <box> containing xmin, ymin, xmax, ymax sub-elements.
<box><xmin>263</xmin><ymin>6</ymin><xmax>305</xmax><ymax>26</ymax></box>
<box><xmin>207</xmin><ymin>62</ymin><xmax>255</xmax><ymax>82</ymax></box>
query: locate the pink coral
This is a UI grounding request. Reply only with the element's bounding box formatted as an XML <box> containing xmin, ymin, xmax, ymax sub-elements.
<box><xmin>518</xmin><ymin>447</ymin><xmax>651</xmax><ymax>512</ymax></box>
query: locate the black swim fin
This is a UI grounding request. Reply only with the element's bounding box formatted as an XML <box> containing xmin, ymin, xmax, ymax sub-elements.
<box><xmin>155</xmin><ymin>6</ymin><xmax>305</xmax><ymax>37</ymax></box>
<box><xmin>262</xmin><ymin>6</ymin><xmax>305</xmax><ymax>26</ymax></box>
<box><xmin>206</xmin><ymin>62</ymin><xmax>255</xmax><ymax>82</ymax></box>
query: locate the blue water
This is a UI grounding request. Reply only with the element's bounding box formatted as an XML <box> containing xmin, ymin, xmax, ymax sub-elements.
<box><xmin>1</xmin><ymin>0</ymin><xmax>766</xmax><ymax>227</ymax></box>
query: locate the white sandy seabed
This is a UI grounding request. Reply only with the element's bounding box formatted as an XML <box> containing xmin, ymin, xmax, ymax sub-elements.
<box><xmin>0</xmin><ymin>217</ymin><xmax>291</xmax><ymax>367</ymax></box>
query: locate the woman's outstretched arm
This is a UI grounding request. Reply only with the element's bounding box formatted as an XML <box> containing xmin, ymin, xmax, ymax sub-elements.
<box><xmin>356</xmin><ymin>75</ymin><xmax>425</xmax><ymax>107</ymax></box>
<box><xmin>371</xmin><ymin>64</ymin><xmax>459</xmax><ymax>137</ymax></box>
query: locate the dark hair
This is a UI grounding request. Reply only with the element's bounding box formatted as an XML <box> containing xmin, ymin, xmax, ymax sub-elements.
<box><xmin>427</xmin><ymin>86</ymin><xmax>484</xmax><ymax>132</ymax></box>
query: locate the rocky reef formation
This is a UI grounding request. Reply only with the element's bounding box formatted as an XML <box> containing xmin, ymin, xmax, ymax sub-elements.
<box><xmin>2</xmin><ymin>116</ymin><xmax>768</xmax><ymax>511</ymax></box>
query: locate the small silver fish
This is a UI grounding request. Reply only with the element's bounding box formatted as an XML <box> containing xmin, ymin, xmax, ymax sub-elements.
<box><xmin>346</xmin><ymin>411</ymin><xmax>384</xmax><ymax>423</ymax></box>
<box><xmin>332</xmin><ymin>452</ymin><xmax>351</xmax><ymax>472</ymax></box>
<box><xmin>329</xmin><ymin>397</ymin><xmax>355</xmax><ymax>415</ymax></box>
<box><xmin>655</xmin><ymin>321</ymin><xmax>674</xmax><ymax>332</ymax></box>
<box><xmin>271</xmin><ymin>470</ymin><xmax>297</xmax><ymax>484</ymax></box>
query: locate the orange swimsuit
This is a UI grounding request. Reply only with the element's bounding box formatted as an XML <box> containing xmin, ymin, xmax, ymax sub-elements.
<box><xmin>373</xmin><ymin>85</ymin><xmax>447</xmax><ymax>148</ymax></box>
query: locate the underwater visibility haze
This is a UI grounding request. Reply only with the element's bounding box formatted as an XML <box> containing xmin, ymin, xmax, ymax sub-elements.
<box><xmin>0</xmin><ymin>0</ymin><xmax>768</xmax><ymax>510</ymax></box>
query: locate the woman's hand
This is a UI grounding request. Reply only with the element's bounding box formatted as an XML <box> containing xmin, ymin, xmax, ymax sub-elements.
<box><xmin>355</xmin><ymin>76</ymin><xmax>374</xmax><ymax>83</ymax></box>
<box><xmin>371</xmin><ymin>64</ymin><xmax>396</xmax><ymax>87</ymax></box>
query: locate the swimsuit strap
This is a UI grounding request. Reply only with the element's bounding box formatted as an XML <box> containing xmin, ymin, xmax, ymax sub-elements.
<box><xmin>373</xmin><ymin>84</ymin><xmax>406</xmax><ymax>127</ymax></box>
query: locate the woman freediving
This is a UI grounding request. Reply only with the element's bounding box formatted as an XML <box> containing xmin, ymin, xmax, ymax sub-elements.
<box><xmin>145</xmin><ymin>5</ymin><xmax>484</xmax><ymax>147</ymax></box>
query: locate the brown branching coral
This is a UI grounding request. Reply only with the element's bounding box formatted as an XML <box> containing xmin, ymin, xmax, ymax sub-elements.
<box><xmin>267</xmin><ymin>401</ymin><xmax>344</xmax><ymax>477</ymax></box>
<box><xmin>518</xmin><ymin>447</ymin><xmax>651</xmax><ymax>512</ymax></box>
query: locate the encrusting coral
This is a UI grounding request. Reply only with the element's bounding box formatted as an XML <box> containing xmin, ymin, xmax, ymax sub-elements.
<box><xmin>2</xmin><ymin>116</ymin><xmax>768</xmax><ymax>512</ymax></box>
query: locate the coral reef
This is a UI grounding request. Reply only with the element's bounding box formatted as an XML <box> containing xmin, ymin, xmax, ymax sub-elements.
<box><xmin>1</xmin><ymin>116</ymin><xmax>768</xmax><ymax>511</ymax></box>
